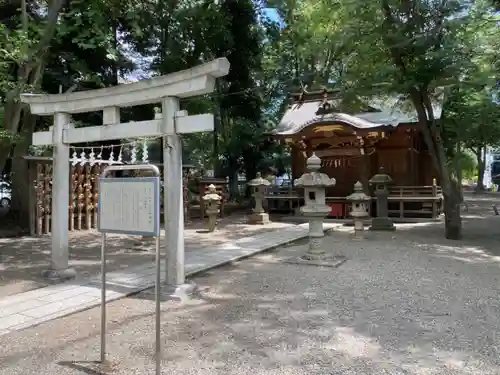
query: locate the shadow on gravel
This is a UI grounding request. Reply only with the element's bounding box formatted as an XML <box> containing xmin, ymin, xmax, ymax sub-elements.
<box><xmin>379</xmin><ymin>193</ymin><xmax>500</xmax><ymax>264</ymax></box>
<box><xmin>57</xmin><ymin>361</ymin><xmax>114</xmax><ymax>375</ymax></box>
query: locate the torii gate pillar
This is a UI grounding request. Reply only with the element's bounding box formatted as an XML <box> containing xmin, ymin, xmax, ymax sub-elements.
<box><xmin>162</xmin><ymin>97</ymin><xmax>186</xmax><ymax>293</ymax></box>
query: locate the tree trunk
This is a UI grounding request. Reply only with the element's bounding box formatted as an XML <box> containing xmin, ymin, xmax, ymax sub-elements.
<box><xmin>475</xmin><ymin>146</ymin><xmax>486</xmax><ymax>192</ymax></box>
<box><xmin>409</xmin><ymin>88</ymin><xmax>462</xmax><ymax>240</ymax></box>
<box><xmin>228</xmin><ymin>169</ymin><xmax>239</xmax><ymax>199</ymax></box>
<box><xmin>0</xmin><ymin>100</ymin><xmax>23</xmax><ymax>174</ymax></box>
<box><xmin>443</xmin><ymin>182</ymin><xmax>462</xmax><ymax>239</ymax></box>
<box><xmin>5</xmin><ymin>113</ymin><xmax>36</xmax><ymax>230</ymax></box>
<box><xmin>454</xmin><ymin>142</ymin><xmax>464</xmax><ymax>203</ymax></box>
<box><xmin>0</xmin><ymin>140</ymin><xmax>13</xmax><ymax>175</ymax></box>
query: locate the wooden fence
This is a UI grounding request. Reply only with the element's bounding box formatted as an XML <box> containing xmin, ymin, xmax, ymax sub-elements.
<box><xmin>26</xmin><ymin>157</ymin><xmax>193</xmax><ymax>236</ymax></box>
<box><xmin>28</xmin><ymin>157</ymin><xmax>109</xmax><ymax>235</ymax></box>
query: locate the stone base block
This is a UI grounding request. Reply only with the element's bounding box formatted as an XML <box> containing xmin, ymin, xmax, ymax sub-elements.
<box><xmin>160</xmin><ymin>282</ymin><xmax>197</xmax><ymax>301</ymax></box>
<box><xmin>285</xmin><ymin>255</ymin><xmax>347</xmax><ymax>268</ymax></box>
<box><xmin>41</xmin><ymin>268</ymin><xmax>77</xmax><ymax>283</ymax></box>
<box><xmin>369</xmin><ymin>217</ymin><xmax>395</xmax><ymax>231</ymax></box>
<box><xmin>248</xmin><ymin>212</ymin><xmax>270</xmax><ymax>225</ymax></box>
<box><xmin>352</xmin><ymin>230</ymin><xmax>366</xmax><ymax>240</ymax></box>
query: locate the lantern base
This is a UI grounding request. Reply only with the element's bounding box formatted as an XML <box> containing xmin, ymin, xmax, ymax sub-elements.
<box><xmin>248</xmin><ymin>212</ymin><xmax>270</xmax><ymax>225</ymax></box>
<box><xmin>286</xmin><ymin>254</ymin><xmax>347</xmax><ymax>268</ymax></box>
<box><xmin>41</xmin><ymin>267</ymin><xmax>77</xmax><ymax>282</ymax></box>
<box><xmin>369</xmin><ymin>217</ymin><xmax>395</xmax><ymax>231</ymax></box>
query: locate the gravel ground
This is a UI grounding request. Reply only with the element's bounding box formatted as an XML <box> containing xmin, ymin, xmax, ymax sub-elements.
<box><xmin>2</xmin><ymin>213</ymin><xmax>500</xmax><ymax>375</ymax></box>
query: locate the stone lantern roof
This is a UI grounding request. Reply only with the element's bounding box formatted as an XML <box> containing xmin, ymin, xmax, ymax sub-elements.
<box><xmin>369</xmin><ymin>167</ymin><xmax>392</xmax><ymax>185</ymax></box>
<box><xmin>248</xmin><ymin>172</ymin><xmax>271</xmax><ymax>187</ymax></box>
<box><xmin>294</xmin><ymin>153</ymin><xmax>336</xmax><ymax>188</ymax></box>
<box><xmin>347</xmin><ymin>181</ymin><xmax>370</xmax><ymax>201</ymax></box>
<box><xmin>202</xmin><ymin>184</ymin><xmax>221</xmax><ymax>201</ymax></box>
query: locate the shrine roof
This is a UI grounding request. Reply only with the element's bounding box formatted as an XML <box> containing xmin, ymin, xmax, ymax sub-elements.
<box><xmin>272</xmin><ymin>93</ymin><xmax>443</xmax><ymax>136</ymax></box>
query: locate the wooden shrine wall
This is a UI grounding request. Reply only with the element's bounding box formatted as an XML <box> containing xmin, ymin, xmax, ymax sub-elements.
<box><xmin>375</xmin><ymin>149</ymin><xmax>412</xmax><ymax>184</ymax></box>
<box><xmin>324</xmin><ymin>156</ymin><xmax>363</xmax><ymax>196</ymax></box>
<box><xmin>289</xmin><ymin>129</ymin><xmax>442</xmax><ymax>195</ymax></box>
<box><xmin>291</xmin><ymin>147</ymin><xmax>365</xmax><ymax>196</ymax></box>
<box><xmin>418</xmin><ymin>152</ymin><xmax>438</xmax><ymax>185</ymax></box>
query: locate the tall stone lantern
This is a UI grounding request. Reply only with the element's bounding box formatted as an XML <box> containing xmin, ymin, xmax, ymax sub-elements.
<box><xmin>202</xmin><ymin>184</ymin><xmax>221</xmax><ymax>232</ymax></box>
<box><xmin>346</xmin><ymin>181</ymin><xmax>371</xmax><ymax>238</ymax></box>
<box><xmin>248</xmin><ymin>172</ymin><xmax>271</xmax><ymax>224</ymax></box>
<box><xmin>294</xmin><ymin>153</ymin><xmax>336</xmax><ymax>259</ymax></box>
<box><xmin>369</xmin><ymin>167</ymin><xmax>395</xmax><ymax>231</ymax></box>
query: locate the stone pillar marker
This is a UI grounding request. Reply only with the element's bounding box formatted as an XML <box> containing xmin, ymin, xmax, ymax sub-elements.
<box><xmin>369</xmin><ymin>167</ymin><xmax>395</xmax><ymax>231</ymax></box>
<box><xmin>247</xmin><ymin>172</ymin><xmax>271</xmax><ymax>224</ymax></box>
<box><xmin>202</xmin><ymin>184</ymin><xmax>221</xmax><ymax>232</ymax></box>
<box><xmin>346</xmin><ymin>181</ymin><xmax>370</xmax><ymax>238</ymax></box>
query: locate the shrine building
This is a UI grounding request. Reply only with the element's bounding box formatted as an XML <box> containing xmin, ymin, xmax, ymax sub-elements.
<box><xmin>267</xmin><ymin>88</ymin><xmax>444</xmax><ymax>219</ymax></box>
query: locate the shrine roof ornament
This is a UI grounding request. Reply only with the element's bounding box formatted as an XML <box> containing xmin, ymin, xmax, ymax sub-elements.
<box><xmin>272</xmin><ymin>88</ymin><xmax>444</xmax><ymax>136</ymax></box>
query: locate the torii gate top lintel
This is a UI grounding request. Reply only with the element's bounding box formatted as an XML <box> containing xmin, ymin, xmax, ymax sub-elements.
<box><xmin>20</xmin><ymin>58</ymin><xmax>230</xmax><ymax>116</ymax></box>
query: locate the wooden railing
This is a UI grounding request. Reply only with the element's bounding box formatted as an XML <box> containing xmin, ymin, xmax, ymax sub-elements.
<box><xmin>264</xmin><ymin>184</ymin><xmax>443</xmax><ymax>219</ymax></box>
<box><xmin>387</xmin><ymin>185</ymin><xmax>443</xmax><ymax>219</ymax></box>
<box><xmin>264</xmin><ymin>185</ymin><xmax>302</xmax><ymax>214</ymax></box>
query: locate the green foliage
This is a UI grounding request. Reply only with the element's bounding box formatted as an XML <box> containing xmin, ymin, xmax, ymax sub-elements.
<box><xmin>458</xmin><ymin>151</ymin><xmax>477</xmax><ymax>179</ymax></box>
<box><xmin>443</xmin><ymin>87</ymin><xmax>500</xmax><ymax>152</ymax></box>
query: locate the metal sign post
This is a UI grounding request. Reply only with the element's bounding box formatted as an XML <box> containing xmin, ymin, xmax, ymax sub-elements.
<box><xmin>98</xmin><ymin>164</ymin><xmax>162</xmax><ymax>374</ymax></box>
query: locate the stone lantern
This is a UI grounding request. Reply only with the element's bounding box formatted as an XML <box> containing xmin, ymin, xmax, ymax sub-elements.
<box><xmin>202</xmin><ymin>184</ymin><xmax>221</xmax><ymax>232</ymax></box>
<box><xmin>294</xmin><ymin>153</ymin><xmax>336</xmax><ymax>259</ymax></box>
<box><xmin>247</xmin><ymin>172</ymin><xmax>271</xmax><ymax>224</ymax></box>
<box><xmin>369</xmin><ymin>167</ymin><xmax>395</xmax><ymax>231</ymax></box>
<box><xmin>346</xmin><ymin>181</ymin><xmax>371</xmax><ymax>238</ymax></box>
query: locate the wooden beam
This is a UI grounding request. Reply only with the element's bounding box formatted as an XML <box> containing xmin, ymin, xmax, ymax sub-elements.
<box><xmin>305</xmin><ymin>148</ymin><xmax>361</xmax><ymax>157</ymax></box>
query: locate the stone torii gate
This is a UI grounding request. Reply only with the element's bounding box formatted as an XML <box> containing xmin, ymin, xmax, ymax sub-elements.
<box><xmin>21</xmin><ymin>58</ymin><xmax>230</xmax><ymax>295</ymax></box>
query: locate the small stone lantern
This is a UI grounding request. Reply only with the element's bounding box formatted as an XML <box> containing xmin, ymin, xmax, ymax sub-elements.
<box><xmin>202</xmin><ymin>184</ymin><xmax>221</xmax><ymax>232</ymax></box>
<box><xmin>369</xmin><ymin>167</ymin><xmax>395</xmax><ymax>231</ymax></box>
<box><xmin>346</xmin><ymin>181</ymin><xmax>370</xmax><ymax>238</ymax></box>
<box><xmin>294</xmin><ymin>153</ymin><xmax>336</xmax><ymax>259</ymax></box>
<box><xmin>247</xmin><ymin>172</ymin><xmax>271</xmax><ymax>224</ymax></box>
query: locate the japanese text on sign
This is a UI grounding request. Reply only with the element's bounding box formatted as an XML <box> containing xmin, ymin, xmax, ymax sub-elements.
<box><xmin>98</xmin><ymin>177</ymin><xmax>160</xmax><ymax>236</ymax></box>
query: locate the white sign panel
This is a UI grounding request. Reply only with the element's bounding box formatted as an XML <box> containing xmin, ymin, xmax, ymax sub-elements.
<box><xmin>98</xmin><ymin>177</ymin><xmax>160</xmax><ymax>236</ymax></box>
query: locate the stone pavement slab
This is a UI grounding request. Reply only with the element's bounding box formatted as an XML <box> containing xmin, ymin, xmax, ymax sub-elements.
<box><xmin>0</xmin><ymin>223</ymin><xmax>336</xmax><ymax>336</ymax></box>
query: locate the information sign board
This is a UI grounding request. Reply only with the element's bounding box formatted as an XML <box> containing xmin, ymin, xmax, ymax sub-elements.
<box><xmin>98</xmin><ymin>177</ymin><xmax>160</xmax><ymax>236</ymax></box>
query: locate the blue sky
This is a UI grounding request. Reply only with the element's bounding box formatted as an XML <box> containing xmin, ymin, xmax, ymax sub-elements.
<box><xmin>263</xmin><ymin>7</ymin><xmax>281</xmax><ymax>23</ymax></box>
